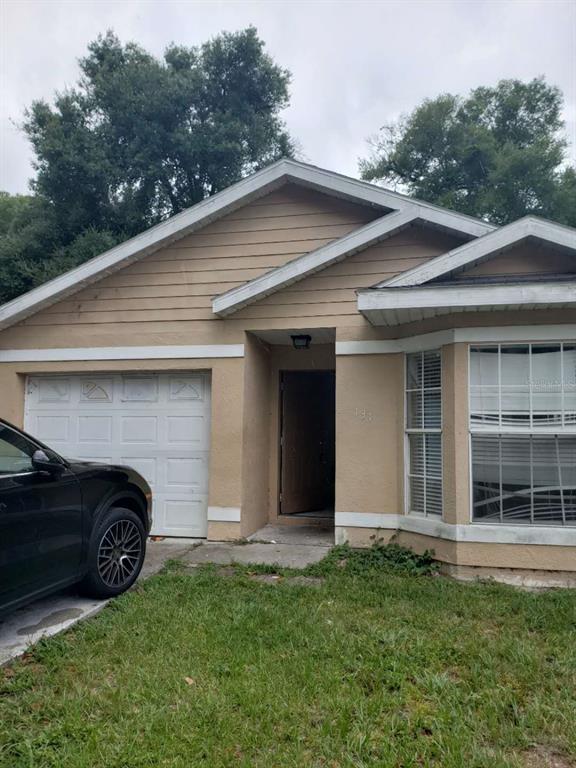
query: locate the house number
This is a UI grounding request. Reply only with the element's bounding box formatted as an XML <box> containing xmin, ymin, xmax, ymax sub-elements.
<box><xmin>355</xmin><ymin>407</ymin><xmax>373</xmax><ymax>422</ymax></box>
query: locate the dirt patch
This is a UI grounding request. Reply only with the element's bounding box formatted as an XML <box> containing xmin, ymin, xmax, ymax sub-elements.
<box><xmin>250</xmin><ymin>573</ymin><xmax>283</xmax><ymax>584</ymax></box>
<box><xmin>287</xmin><ymin>576</ymin><xmax>325</xmax><ymax>587</ymax></box>
<box><xmin>247</xmin><ymin>573</ymin><xmax>325</xmax><ymax>587</ymax></box>
<box><xmin>217</xmin><ymin>566</ymin><xmax>239</xmax><ymax>579</ymax></box>
<box><xmin>521</xmin><ymin>746</ymin><xmax>575</xmax><ymax>768</ymax></box>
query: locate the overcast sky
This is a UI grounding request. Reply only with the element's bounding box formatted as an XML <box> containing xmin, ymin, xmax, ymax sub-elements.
<box><xmin>1</xmin><ymin>0</ymin><xmax>575</xmax><ymax>195</ymax></box>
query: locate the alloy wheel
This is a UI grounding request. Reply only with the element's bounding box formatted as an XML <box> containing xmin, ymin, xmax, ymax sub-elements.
<box><xmin>97</xmin><ymin>519</ymin><xmax>142</xmax><ymax>587</ymax></box>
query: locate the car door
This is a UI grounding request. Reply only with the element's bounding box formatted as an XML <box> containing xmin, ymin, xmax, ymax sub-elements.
<box><xmin>0</xmin><ymin>424</ymin><xmax>83</xmax><ymax>608</ymax></box>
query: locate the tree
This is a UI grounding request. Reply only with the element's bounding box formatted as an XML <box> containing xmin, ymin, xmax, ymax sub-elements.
<box><xmin>0</xmin><ymin>192</ymin><xmax>119</xmax><ymax>302</ymax></box>
<box><xmin>360</xmin><ymin>78</ymin><xmax>576</xmax><ymax>226</ymax></box>
<box><xmin>0</xmin><ymin>28</ymin><xmax>294</xmax><ymax>305</ymax></box>
<box><xmin>24</xmin><ymin>27</ymin><xmax>294</xmax><ymax>239</ymax></box>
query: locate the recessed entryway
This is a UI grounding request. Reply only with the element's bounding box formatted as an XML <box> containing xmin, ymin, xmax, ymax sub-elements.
<box><xmin>279</xmin><ymin>370</ymin><xmax>335</xmax><ymax>522</ymax></box>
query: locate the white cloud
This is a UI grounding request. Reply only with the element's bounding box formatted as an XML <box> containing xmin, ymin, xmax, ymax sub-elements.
<box><xmin>1</xmin><ymin>0</ymin><xmax>574</xmax><ymax>193</ymax></box>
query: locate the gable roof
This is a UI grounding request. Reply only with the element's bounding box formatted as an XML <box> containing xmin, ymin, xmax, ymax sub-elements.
<box><xmin>212</xmin><ymin>205</ymin><xmax>491</xmax><ymax>316</ymax></box>
<box><xmin>376</xmin><ymin>216</ymin><xmax>576</xmax><ymax>288</ymax></box>
<box><xmin>357</xmin><ymin>217</ymin><xmax>576</xmax><ymax>326</ymax></box>
<box><xmin>0</xmin><ymin>159</ymin><xmax>494</xmax><ymax>332</ymax></box>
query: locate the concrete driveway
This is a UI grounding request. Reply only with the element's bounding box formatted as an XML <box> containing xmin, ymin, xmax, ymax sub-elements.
<box><xmin>0</xmin><ymin>538</ymin><xmax>196</xmax><ymax>666</ymax></box>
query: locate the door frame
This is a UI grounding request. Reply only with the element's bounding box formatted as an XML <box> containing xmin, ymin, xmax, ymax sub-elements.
<box><xmin>277</xmin><ymin>369</ymin><xmax>336</xmax><ymax>517</ymax></box>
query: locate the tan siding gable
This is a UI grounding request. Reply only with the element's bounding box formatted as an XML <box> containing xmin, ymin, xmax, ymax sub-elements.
<box><xmin>14</xmin><ymin>185</ymin><xmax>378</xmax><ymax>329</ymax></box>
<box><xmin>232</xmin><ymin>226</ymin><xmax>464</xmax><ymax>321</ymax></box>
<box><xmin>448</xmin><ymin>240</ymin><xmax>576</xmax><ymax>281</ymax></box>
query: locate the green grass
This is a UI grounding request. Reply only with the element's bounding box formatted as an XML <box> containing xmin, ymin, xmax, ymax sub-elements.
<box><xmin>1</xmin><ymin>547</ymin><xmax>575</xmax><ymax>768</ymax></box>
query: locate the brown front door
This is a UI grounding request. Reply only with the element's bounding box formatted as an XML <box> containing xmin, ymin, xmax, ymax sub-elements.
<box><xmin>279</xmin><ymin>371</ymin><xmax>335</xmax><ymax>515</ymax></box>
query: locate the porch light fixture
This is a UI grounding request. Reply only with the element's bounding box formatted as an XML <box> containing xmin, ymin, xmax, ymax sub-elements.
<box><xmin>291</xmin><ymin>334</ymin><xmax>312</xmax><ymax>350</ymax></box>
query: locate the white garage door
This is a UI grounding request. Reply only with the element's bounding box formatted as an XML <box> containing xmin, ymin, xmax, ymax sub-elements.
<box><xmin>24</xmin><ymin>372</ymin><xmax>211</xmax><ymax>538</ymax></box>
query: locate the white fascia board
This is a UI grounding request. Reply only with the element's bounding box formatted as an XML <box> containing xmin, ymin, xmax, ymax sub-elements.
<box><xmin>380</xmin><ymin>217</ymin><xmax>576</xmax><ymax>288</ymax></box>
<box><xmin>335</xmin><ymin>512</ymin><xmax>576</xmax><ymax>546</ymax></box>
<box><xmin>0</xmin><ymin>344</ymin><xmax>245</xmax><ymax>363</ymax></box>
<box><xmin>335</xmin><ymin>326</ymin><xmax>576</xmax><ymax>355</ymax></box>
<box><xmin>281</xmin><ymin>161</ymin><xmax>495</xmax><ymax>236</ymax></box>
<box><xmin>213</xmin><ymin>204</ymin><xmax>494</xmax><ymax>317</ymax></box>
<box><xmin>335</xmin><ymin>332</ymin><xmax>456</xmax><ymax>355</ymax></box>
<box><xmin>358</xmin><ymin>280</ymin><xmax>576</xmax><ymax>323</ymax></box>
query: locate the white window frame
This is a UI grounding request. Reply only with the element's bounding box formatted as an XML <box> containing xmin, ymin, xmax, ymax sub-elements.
<box><xmin>405</xmin><ymin>349</ymin><xmax>443</xmax><ymax>518</ymax></box>
<box><xmin>468</xmin><ymin>342</ymin><xmax>576</xmax><ymax>527</ymax></box>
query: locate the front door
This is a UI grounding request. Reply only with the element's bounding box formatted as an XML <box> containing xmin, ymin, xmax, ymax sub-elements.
<box><xmin>279</xmin><ymin>371</ymin><xmax>335</xmax><ymax>515</ymax></box>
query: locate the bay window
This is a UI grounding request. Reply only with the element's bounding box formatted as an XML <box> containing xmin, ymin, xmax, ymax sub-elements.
<box><xmin>470</xmin><ymin>344</ymin><xmax>576</xmax><ymax>525</ymax></box>
<box><xmin>406</xmin><ymin>350</ymin><xmax>442</xmax><ymax>516</ymax></box>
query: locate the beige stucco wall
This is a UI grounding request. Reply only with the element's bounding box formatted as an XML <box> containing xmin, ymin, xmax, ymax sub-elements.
<box><xmin>240</xmin><ymin>334</ymin><xmax>272</xmax><ymax>537</ymax></box>
<box><xmin>442</xmin><ymin>343</ymin><xmax>470</xmax><ymax>525</ymax></box>
<box><xmin>207</xmin><ymin>521</ymin><xmax>242</xmax><ymax>541</ymax></box>
<box><xmin>335</xmin><ymin>353</ymin><xmax>404</xmax><ymax>516</ymax></box>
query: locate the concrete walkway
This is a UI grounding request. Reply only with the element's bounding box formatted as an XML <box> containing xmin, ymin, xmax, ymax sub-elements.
<box><xmin>182</xmin><ymin>541</ymin><xmax>330</xmax><ymax>569</ymax></box>
<box><xmin>0</xmin><ymin>537</ymin><xmax>196</xmax><ymax>666</ymax></box>
<box><xmin>183</xmin><ymin>525</ymin><xmax>332</xmax><ymax>569</ymax></box>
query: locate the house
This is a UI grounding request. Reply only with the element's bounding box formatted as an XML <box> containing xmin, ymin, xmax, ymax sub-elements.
<box><xmin>0</xmin><ymin>160</ymin><xmax>575</xmax><ymax>581</ymax></box>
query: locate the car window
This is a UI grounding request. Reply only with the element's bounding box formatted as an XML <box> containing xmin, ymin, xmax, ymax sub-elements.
<box><xmin>0</xmin><ymin>425</ymin><xmax>36</xmax><ymax>475</ymax></box>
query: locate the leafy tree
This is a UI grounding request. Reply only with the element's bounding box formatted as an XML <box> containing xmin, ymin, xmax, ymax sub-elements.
<box><xmin>24</xmin><ymin>27</ymin><xmax>293</xmax><ymax>238</ymax></box>
<box><xmin>0</xmin><ymin>27</ymin><xmax>293</xmax><ymax>304</ymax></box>
<box><xmin>0</xmin><ymin>192</ymin><xmax>119</xmax><ymax>302</ymax></box>
<box><xmin>360</xmin><ymin>78</ymin><xmax>576</xmax><ymax>226</ymax></box>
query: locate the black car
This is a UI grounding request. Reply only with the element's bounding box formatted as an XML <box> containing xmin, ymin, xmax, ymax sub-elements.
<box><xmin>0</xmin><ymin>419</ymin><xmax>152</xmax><ymax>617</ymax></box>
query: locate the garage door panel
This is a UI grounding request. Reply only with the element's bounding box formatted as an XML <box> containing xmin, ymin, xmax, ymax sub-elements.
<box><xmin>120</xmin><ymin>416</ymin><xmax>158</xmax><ymax>444</ymax></box>
<box><xmin>166</xmin><ymin>415</ymin><xmax>207</xmax><ymax>446</ymax></box>
<box><xmin>36</xmin><ymin>377</ymin><xmax>71</xmax><ymax>404</ymax></box>
<box><xmin>161</xmin><ymin>498</ymin><xmax>208</xmax><ymax>537</ymax></box>
<box><xmin>166</xmin><ymin>456</ymin><xmax>208</xmax><ymax>490</ymax></box>
<box><xmin>122</xmin><ymin>377</ymin><xmax>158</xmax><ymax>403</ymax></box>
<box><xmin>78</xmin><ymin>415</ymin><xmax>113</xmax><ymax>444</ymax></box>
<box><xmin>168</xmin><ymin>375</ymin><xmax>205</xmax><ymax>402</ymax></box>
<box><xmin>80</xmin><ymin>379</ymin><xmax>114</xmax><ymax>403</ymax></box>
<box><xmin>35</xmin><ymin>414</ymin><xmax>71</xmax><ymax>443</ymax></box>
<box><xmin>25</xmin><ymin>372</ymin><xmax>211</xmax><ymax>537</ymax></box>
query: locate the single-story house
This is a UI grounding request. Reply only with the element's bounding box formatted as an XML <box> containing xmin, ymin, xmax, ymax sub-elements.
<box><xmin>0</xmin><ymin>160</ymin><xmax>575</xmax><ymax>581</ymax></box>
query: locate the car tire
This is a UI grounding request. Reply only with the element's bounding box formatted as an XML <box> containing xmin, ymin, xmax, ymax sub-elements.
<box><xmin>80</xmin><ymin>507</ymin><xmax>146</xmax><ymax>599</ymax></box>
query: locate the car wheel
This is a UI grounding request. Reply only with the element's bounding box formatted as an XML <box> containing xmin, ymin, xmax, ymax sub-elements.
<box><xmin>80</xmin><ymin>507</ymin><xmax>146</xmax><ymax>599</ymax></box>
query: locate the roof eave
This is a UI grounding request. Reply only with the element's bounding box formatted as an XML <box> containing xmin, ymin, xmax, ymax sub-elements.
<box><xmin>357</xmin><ymin>280</ymin><xmax>576</xmax><ymax>326</ymax></box>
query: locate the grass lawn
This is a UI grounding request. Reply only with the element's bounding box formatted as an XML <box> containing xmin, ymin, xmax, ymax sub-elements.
<box><xmin>1</xmin><ymin>547</ymin><xmax>575</xmax><ymax>768</ymax></box>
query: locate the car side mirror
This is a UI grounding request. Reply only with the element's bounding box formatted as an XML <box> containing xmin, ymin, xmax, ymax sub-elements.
<box><xmin>32</xmin><ymin>449</ymin><xmax>64</xmax><ymax>475</ymax></box>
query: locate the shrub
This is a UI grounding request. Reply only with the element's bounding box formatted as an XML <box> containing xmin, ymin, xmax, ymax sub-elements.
<box><xmin>308</xmin><ymin>539</ymin><xmax>439</xmax><ymax>577</ymax></box>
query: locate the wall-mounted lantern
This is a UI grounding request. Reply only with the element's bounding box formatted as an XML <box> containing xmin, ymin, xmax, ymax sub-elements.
<box><xmin>291</xmin><ymin>334</ymin><xmax>312</xmax><ymax>350</ymax></box>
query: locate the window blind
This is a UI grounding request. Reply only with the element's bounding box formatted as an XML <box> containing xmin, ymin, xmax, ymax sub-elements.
<box><xmin>406</xmin><ymin>350</ymin><xmax>442</xmax><ymax>517</ymax></box>
<box><xmin>470</xmin><ymin>344</ymin><xmax>576</xmax><ymax>526</ymax></box>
